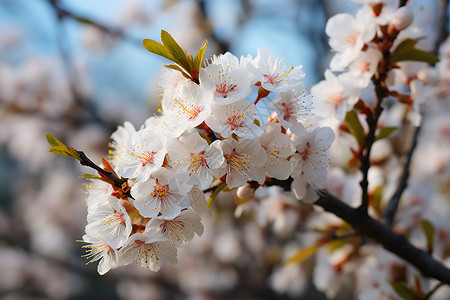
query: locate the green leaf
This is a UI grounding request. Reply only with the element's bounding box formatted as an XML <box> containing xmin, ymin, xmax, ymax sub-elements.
<box><xmin>327</xmin><ymin>239</ymin><xmax>347</xmax><ymax>253</ymax></box>
<box><xmin>391</xmin><ymin>38</ymin><xmax>439</xmax><ymax>64</ymax></box>
<box><xmin>82</xmin><ymin>173</ymin><xmax>102</xmax><ymax>180</ymax></box>
<box><xmin>194</xmin><ymin>39</ymin><xmax>207</xmax><ymax>71</ymax></box>
<box><xmin>344</xmin><ymin>110</ymin><xmax>365</xmax><ymax>147</ymax></box>
<box><xmin>46</xmin><ymin>133</ymin><xmax>81</xmax><ymax>161</ymax></box>
<box><xmin>376</xmin><ymin>126</ymin><xmax>398</xmax><ymax>141</ymax></box>
<box><xmin>420</xmin><ymin>219</ymin><xmax>435</xmax><ymax>251</ymax></box>
<box><xmin>424</xmin><ymin>282</ymin><xmax>445</xmax><ymax>300</ymax></box>
<box><xmin>46</xmin><ymin>133</ymin><xmax>60</xmax><ymax>147</ymax></box>
<box><xmin>142</xmin><ymin>39</ymin><xmax>175</xmax><ymax>61</ymax></box>
<box><xmin>160</xmin><ymin>30</ymin><xmax>192</xmax><ymax>73</ymax></box>
<box><xmin>390</xmin><ymin>282</ymin><xmax>416</xmax><ymax>300</ymax></box>
<box><xmin>164</xmin><ymin>64</ymin><xmax>191</xmax><ymax>79</ymax></box>
<box><xmin>207</xmin><ymin>182</ymin><xmax>227</xmax><ymax>207</ymax></box>
<box><xmin>286</xmin><ymin>243</ymin><xmax>322</xmax><ymax>265</ymax></box>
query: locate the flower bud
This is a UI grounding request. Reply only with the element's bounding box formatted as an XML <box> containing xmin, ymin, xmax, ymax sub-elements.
<box><xmin>389</xmin><ymin>7</ymin><xmax>414</xmax><ymax>33</ymax></box>
<box><xmin>236</xmin><ymin>181</ymin><xmax>259</xmax><ymax>201</ymax></box>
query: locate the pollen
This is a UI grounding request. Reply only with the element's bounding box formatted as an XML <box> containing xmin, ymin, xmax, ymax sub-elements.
<box><xmin>152</xmin><ymin>185</ymin><xmax>169</xmax><ymax>199</ymax></box>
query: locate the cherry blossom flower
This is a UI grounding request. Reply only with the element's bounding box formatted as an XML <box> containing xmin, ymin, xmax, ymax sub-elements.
<box><xmin>84</xmin><ymin>179</ymin><xmax>113</xmax><ymax>212</ymax></box>
<box><xmin>311</xmin><ymin>69</ymin><xmax>361</xmax><ymax>122</ymax></box>
<box><xmin>269</xmin><ymin>89</ymin><xmax>314</xmax><ymax>135</ymax></box>
<box><xmin>157</xmin><ymin>68</ymin><xmax>189</xmax><ymax>99</ymax></box>
<box><xmin>206</xmin><ymin>100</ymin><xmax>264</xmax><ymax>138</ymax></box>
<box><xmin>119</xmin><ymin>232</ymin><xmax>177</xmax><ymax>272</ymax></box>
<box><xmin>213</xmin><ymin>138</ymin><xmax>267</xmax><ymax>188</ymax></box>
<box><xmin>326</xmin><ymin>7</ymin><xmax>377</xmax><ymax>70</ymax></box>
<box><xmin>131</xmin><ymin>168</ymin><xmax>191</xmax><ymax>219</ymax></box>
<box><xmin>109</xmin><ymin>121</ymin><xmax>137</xmax><ymax>168</ymax></box>
<box><xmin>200</xmin><ymin>54</ymin><xmax>251</xmax><ymax>105</ymax></box>
<box><xmin>162</xmin><ymin>80</ymin><xmax>213</xmax><ymax>133</ymax></box>
<box><xmin>116</xmin><ymin>127</ymin><xmax>167</xmax><ymax>182</ymax></box>
<box><xmin>246</xmin><ymin>48</ymin><xmax>305</xmax><ymax>92</ymax></box>
<box><xmin>144</xmin><ymin>114</ymin><xmax>186</xmax><ymax>138</ymax></box>
<box><xmin>85</xmin><ymin>196</ymin><xmax>132</xmax><ymax>248</ymax></box>
<box><xmin>346</xmin><ymin>47</ymin><xmax>382</xmax><ymax>88</ymax></box>
<box><xmin>145</xmin><ymin>210</ymin><xmax>204</xmax><ymax>247</ymax></box>
<box><xmin>166</xmin><ymin>132</ymin><xmax>224</xmax><ymax>189</ymax></box>
<box><xmin>259</xmin><ymin>122</ymin><xmax>295</xmax><ymax>180</ymax></box>
<box><xmin>290</xmin><ymin>127</ymin><xmax>335</xmax><ymax>202</ymax></box>
<box><xmin>81</xmin><ymin>234</ymin><xmax>119</xmax><ymax>275</ymax></box>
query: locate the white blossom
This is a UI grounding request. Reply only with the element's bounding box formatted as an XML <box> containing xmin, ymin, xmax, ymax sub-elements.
<box><xmin>131</xmin><ymin>167</ymin><xmax>191</xmax><ymax>219</ymax></box>
<box><xmin>85</xmin><ymin>196</ymin><xmax>132</xmax><ymax>248</ymax></box>
<box><xmin>166</xmin><ymin>132</ymin><xmax>224</xmax><ymax>189</ymax></box>
<box><xmin>200</xmin><ymin>53</ymin><xmax>251</xmax><ymax>105</ymax></box>
<box><xmin>116</xmin><ymin>127</ymin><xmax>167</xmax><ymax>182</ymax></box>
<box><xmin>162</xmin><ymin>80</ymin><xmax>213</xmax><ymax>133</ymax></box>
<box><xmin>290</xmin><ymin>127</ymin><xmax>335</xmax><ymax>202</ymax></box>
<box><xmin>311</xmin><ymin>69</ymin><xmax>361</xmax><ymax>122</ymax></box>
<box><xmin>214</xmin><ymin>138</ymin><xmax>267</xmax><ymax>188</ymax></box>
<box><xmin>326</xmin><ymin>8</ymin><xmax>377</xmax><ymax>70</ymax></box>
<box><xmin>269</xmin><ymin>89</ymin><xmax>314</xmax><ymax>135</ymax></box>
<box><xmin>247</xmin><ymin>48</ymin><xmax>305</xmax><ymax>92</ymax></box>
<box><xmin>145</xmin><ymin>210</ymin><xmax>204</xmax><ymax>247</ymax></box>
<box><xmin>81</xmin><ymin>234</ymin><xmax>119</xmax><ymax>275</ymax></box>
<box><xmin>259</xmin><ymin>122</ymin><xmax>295</xmax><ymax>180</ymax></box>
<box><xmin>119</xmin><ymin>232</ymin><xmax>177</xmax><ymax>272</ymax></box>
<box><xmin>206</xmin><ymin>100</ymin><xmax>264</xmax><ymax>138</ymax></box>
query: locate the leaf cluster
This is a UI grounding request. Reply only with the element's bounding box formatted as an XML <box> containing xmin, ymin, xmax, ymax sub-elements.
<box><xmin>142</xmin><ymin>30</ymin><xmax>207</xmax><ymax>83</ymax></box>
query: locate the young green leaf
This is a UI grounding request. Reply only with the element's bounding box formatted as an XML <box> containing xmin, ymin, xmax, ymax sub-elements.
<box><xmin>46</xmin><ymin>133</ymin><xmax>81</xmax><ymax>161</ymax></box>
<box><xmin>164</xmin><ymin>64</ymin><xmax>191</xmax><ymax>79</ymax></box>
<box><xmin>142</xmin><ymin>39</ymin><xmax>175</xmax><ymax>61</ymax></box>
<box><xmin>82</xmin><ymin>173</ymin><xmax>102</xmax><ymax>180</ymax></box>
<box><xmin>391</xmin><ymin>38</ymin><xmax>439</xmax><ymax>64</ymax></box>
<box><xmin>46</xmin><ymin>133</ymin><xmax>60</xmax><ymax>147</ymax></box>
<box><xmin>194</xmin><ymin>39</ymin><xmax>207</xmax><ymax>71</ymax></box>
<box><xmin>344</xmin><ymin>110</ymin><xmax>365</xmax><ymax>147</ymax></box>
<box><xmin>420</xmin><ymin>219</ymin><xmax>435</xmax><ymax>252</ymax></box>
<box><xmin>390</xmin><ymin>282</ymin><xmax>416</xmax><ymax>300</ymax></box>
<box><xmin>207</xmin><ymin>182</ymin><xmax>227</xmax><ymax>207</ymax></box>
<box><xmin>286</xmin><ymin>243</ymin><xmax>322</xmax><ymax>265</ymax></box>
<box><xmin>376</xmin><ymin>126</ymin><xmax>397</xmax><ymax>141</ymax></box>
<box><xmin>142</xmin><ymin>30</ymin><xmax>208</xmax><ymax>83</ymax></box>
<box><xmin>160</xmin><ymin>30</ymin><xmax>192</xmax><ymax>73</ymax></box>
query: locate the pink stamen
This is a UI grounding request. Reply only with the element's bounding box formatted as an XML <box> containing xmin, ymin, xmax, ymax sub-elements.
<box><xmin>301</xmin><ymin>142</ymin><xmax>311</xmax><ymax>161</ymax></box>
<box><xmin>216</xmin><ymin>82</ymin><xmax>237</xmax><ymax>98</ymax></box>
<box><xmin>141</xmin><ymin>151</ymin><xmax>157</xmax><ymax>167</ymax></box>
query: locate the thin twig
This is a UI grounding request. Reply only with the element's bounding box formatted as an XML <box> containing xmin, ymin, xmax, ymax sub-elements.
<box><xmin>45</xmin><ymin>0</ymin><xmax>142</xmax><ymax>47</ymax></box>
<box><xmin>383</xmin><ymin>124</ymin><xmax>422</xmax><ymax>226</ymax></box>
<box><xmin>76</xmin><ymin>150</ymin><xmax>132</xmax><ymax>199</ymax></box>
<box><xmin>358</xmin><ymin>75</ymin><xmax>385</xmax><ymax>215</ymax></box>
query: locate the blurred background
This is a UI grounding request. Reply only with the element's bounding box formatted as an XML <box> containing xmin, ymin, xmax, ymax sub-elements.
<box><xmin>0</xmin><ymin>0</ymin><xmax>448</xmax><ymax>299</ymax></box>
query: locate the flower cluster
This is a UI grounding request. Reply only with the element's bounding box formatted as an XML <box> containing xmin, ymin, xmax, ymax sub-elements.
<box><xmin>81</xmin><ymin>47</ymin><xmax>335</xmax><ymax>274</ymax></box>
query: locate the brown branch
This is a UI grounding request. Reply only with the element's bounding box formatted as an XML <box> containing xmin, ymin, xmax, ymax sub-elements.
<box><xmin>358</xmin><ymin>74</ymin><xmax>385</xmax><ymax>214</ymax></box>
<box><xmin>383</xmin><ymin>124</ymin><xmax>421</xmax><ymax>226</ymax></box>
<box><xmin>76</xmin><ymin>151</ymin><xmax>132</xmax><ymax>199</ymax></box>
<box><xmin>45</xmin><ymin>0</ymin><xmax>142</xmax><ymax>47</ymax></box>
<box><xmin>316</xmin><ymin>190</ymin><xmax>450</xmax><ymax>284</ymax></box>
<box><xmin>265</xmin><ymin>177</ymin><xmax>450</xmax><ymax>284</ymax></box>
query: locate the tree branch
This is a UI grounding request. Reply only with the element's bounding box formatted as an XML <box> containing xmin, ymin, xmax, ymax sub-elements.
<box><xmin>316</xmin><ymin>190</ymin><xmax>450</xmax><ymax>284</ymax></box>
<box><xmin>45</xmin><ymin>0</ymin><xmax>142</xmax><ymax>47</ymax></box>
<box><xmin>76</xmin><ymin>151</ymin><xmax>132</xmax><ymax>199</ymax></box>
<box><xmin>358</xmin><ymin>74</ymin><xmax>385</xmax><ymax>214</ymax></box>
<box><xmin>383</xmin><ymin>123</ymin><xmax>421</xmax><ymax>226</ymax></box>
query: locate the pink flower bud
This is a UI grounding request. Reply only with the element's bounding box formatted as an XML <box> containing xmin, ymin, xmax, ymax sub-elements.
<box><xmin>390</xmin><ymin>6</ymin><xmax>414</xmax><ymax>32</ymax></box>
<box><xmin>236</xmin><ymin>182</ymin><xmax>258</xmax><ymax>200</ymax></box>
